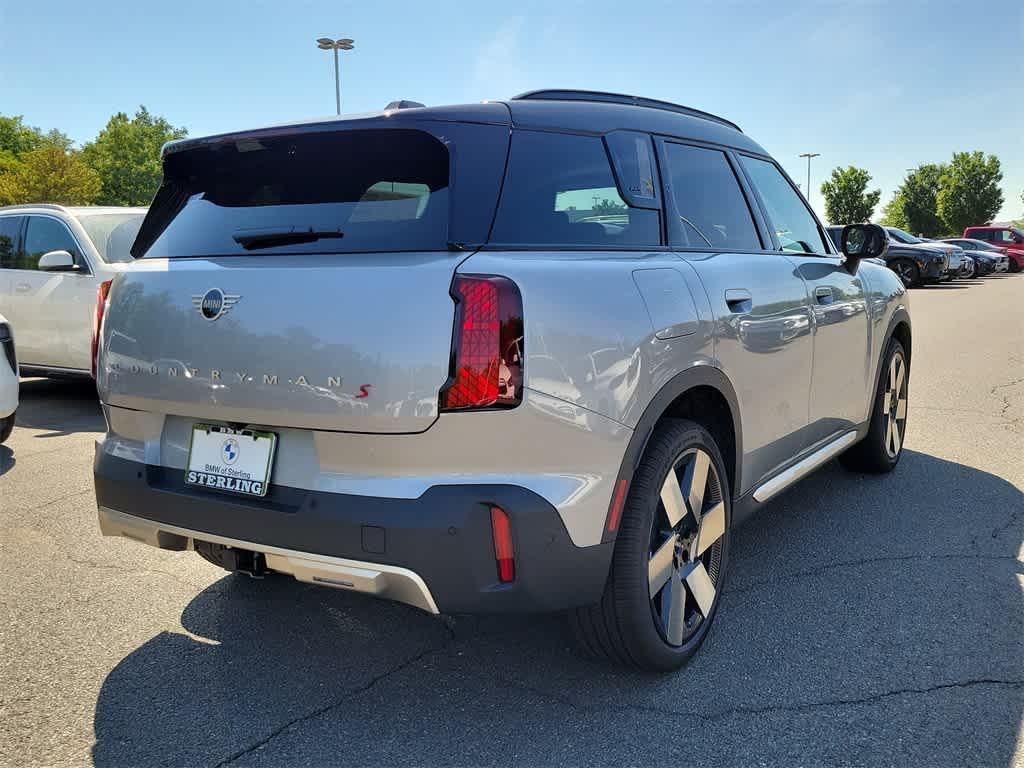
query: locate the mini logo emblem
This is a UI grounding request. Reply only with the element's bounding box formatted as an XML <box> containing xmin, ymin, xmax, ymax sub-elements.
<box><xmin>192</xmin><ymin>288</ymin><xmax>241</xmax><ymax>321</ymax></box>
<box><xmin>222</xmin><ymin>438</ymin><xmax>239</xmax><ymax>465</ymax></box>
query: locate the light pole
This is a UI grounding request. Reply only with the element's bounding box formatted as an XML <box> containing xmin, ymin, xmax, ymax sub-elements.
<box><xmin>799</xmin><ymin>152</ymin><xmax>820</xmax><ymax>207</ymax></box>
<box><xmin>316</xmin><ymin>37</ymin><xmax>354</xmax><ymax>115</ymax></box>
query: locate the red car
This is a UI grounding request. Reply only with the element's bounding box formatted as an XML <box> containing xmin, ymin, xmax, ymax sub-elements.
<box><xmin>962</xmin><ymin>226</ymin><xmax>1024</xmax><ymax>272</ymax></box>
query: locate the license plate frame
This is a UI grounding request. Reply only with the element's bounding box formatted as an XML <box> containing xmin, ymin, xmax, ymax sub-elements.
<box><xmin>184</xmin><ymin>423</ymin><xmax>277</xmax><ymax>498</ymax></box>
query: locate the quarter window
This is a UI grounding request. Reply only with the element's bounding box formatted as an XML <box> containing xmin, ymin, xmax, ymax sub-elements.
<box><xmin>740</xmin><ymin>156</ymin><xmax>829</xmax><ymax>255</ymax></box>
<box><xmin>22</xmin><ymin>216</ymin><xmax>81</xmax><ymax>270</ymax></box>
<box><xmin>490</xmin><ymin>130</ymin><xmax>660</xmax><ymax>247</ymax></box>
<box><xmin>663</xmin><ymin>143</ymin><xmax>760</xmax><ymax>250</ymax></box>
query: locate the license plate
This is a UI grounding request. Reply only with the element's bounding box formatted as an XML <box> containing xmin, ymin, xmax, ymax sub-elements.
<box><xmin>185</xmin><ymin>424</ymin><xmax>277</xmax><ymax>498</ymax></box>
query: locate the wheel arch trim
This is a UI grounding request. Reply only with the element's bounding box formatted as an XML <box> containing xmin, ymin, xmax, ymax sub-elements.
<box><xmin>602</xmin><ymin>364</ymin><xmax>742</xmax><ymax>543</ymax></box>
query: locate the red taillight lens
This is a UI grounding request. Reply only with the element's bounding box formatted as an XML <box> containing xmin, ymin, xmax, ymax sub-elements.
<box><xmin>440</xmin><ymin>275</ymin><xmax>523</xmax><ymax>411</ymax></box>
<box><xmin>91</xmin><ymin>279</ymin><xmax>112</xmax><ymax>378</ymax></box>
<box><xmin>490</xmin><ymin>506</ymin><xmax>515</xmax><ymax>583</ymax></box>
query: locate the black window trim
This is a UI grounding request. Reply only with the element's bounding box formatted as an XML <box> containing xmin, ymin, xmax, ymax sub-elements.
<box><xmin>733</xmin><ymin>150</ymin><xmax>839</xmax><ymax>260</ymax></box>
<box><xmin>15</xmin><ymin>213</ymin><xmax>94</xmax><ymax>275</ymax></box>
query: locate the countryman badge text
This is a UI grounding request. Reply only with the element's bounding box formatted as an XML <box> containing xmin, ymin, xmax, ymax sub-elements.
<box><xmin>187</xmin><ymin>469</ymin><xmax>265</xmax><ymax>496</ymax></box>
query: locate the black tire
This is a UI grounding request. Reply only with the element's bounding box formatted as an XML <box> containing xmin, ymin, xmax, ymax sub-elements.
<box><xmin>890</xmin><ymin>259</ymin><xmax>920</xmax><ymax>288</ymax></box>
<box><xmin>570</xmin><ymin>419</ymin><xmax>731</xmax><ymax>671</ymax></box>
<box><xmin>840</xmin><ymin>338</ymin><xmax>908</xmax><ymax>474</ymax></box>
<box><xmin>1010</xmin><ymin>259</ymin><xmax>1021</xmax><ymax>274</ymax></box>
<box><xmin>0</xmin><ymin>410</ymin><xmax>15</xmax><ymax>444</ymax></box>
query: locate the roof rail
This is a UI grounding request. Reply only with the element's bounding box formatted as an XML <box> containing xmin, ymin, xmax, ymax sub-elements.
<box><xmin>511</xmin><ymin>89</ymin><xmax>742</xmax><ymax>132</ymax></box>
<box><xmin>0</xmin><ymin>202</ymin><xmax>68</xmax><ymax>212</ymax></box>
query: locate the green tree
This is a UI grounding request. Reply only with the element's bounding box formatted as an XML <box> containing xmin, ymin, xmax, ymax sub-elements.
<box><xmin>820</xmin><ymin>166</ymin><xmax>881</xmax><ymax>224</ymax></box>
<box><xmin>936</xmin><ymin>151</ymin><xmax>1004</xmax><ymax>234</ymax></box>
<box><xmin>82</xmin><ymin>106</ymin><xmax>186</xmax><ymax>206</ymax></box>
<box><xmin>0</xmin><ymin>143</ymin><xmax>100</xmax><ymax>205</ymax></box>
<box><xmin>878</xmin><ymin>165</ymin><xmax>946</xmax><ymax>236</ymax></box>
<box><xmin>0</xmin><ymin>115</ymin><xmax>45</xmax><ymax>157</ymax></box>
<box><xmin>880</xmin><ymin>191</ymin><xmax>908</xmax><ymax>229</ymax></box>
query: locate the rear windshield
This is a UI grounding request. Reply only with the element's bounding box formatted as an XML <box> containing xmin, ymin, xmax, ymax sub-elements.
<box><xmin>139</xmin><ymin>129</ymin><xmax>450</xmax><ymax>257</ymax></box>
<box><xmin>77</xmin><ymin>213</ymin><xmax>145</xmax><ymax>263</ymax></box>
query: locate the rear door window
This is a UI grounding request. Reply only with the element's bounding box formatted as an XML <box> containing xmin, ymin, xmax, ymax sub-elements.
<box><xmin>489</xmin><ymin>130</ymin><xmax>660</xmax><ymax>247</ymax></box>
<box><xmin>22</xmin><ymin>216</ymin><xmax>83</xmax><ymax>269</ymax></box>
<box><xmin>663</xmin><ymin>143</ymin><xmax>761</xmax><ymax>250</ymax></box>
<box><xmin>139</xmin><ymin>129</ymin><xmax>452</xmax><ymax>258</ymax></box>
<box><xmin>740</xmin><ymin>156</ymin><xmax>830</xmax><ymax>255</ymax></box>
<box><xmin>0</xmin><ymin>216</ymin><xmax>22</xmax><ymax>269</ymax></box>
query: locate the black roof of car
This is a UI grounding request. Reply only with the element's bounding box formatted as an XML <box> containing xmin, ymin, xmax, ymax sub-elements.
<box><xmin>164</xmin><ymin>90</ymin><xmax>769</xmax><ymax>158</ymax></box>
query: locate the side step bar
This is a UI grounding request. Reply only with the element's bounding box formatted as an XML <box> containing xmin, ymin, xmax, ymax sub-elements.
<box><xmin>97</xmin><ymin>506</ymin><xmax>439</xmax><ymax>613</ymax></box>
<box><xmin>752</xmin><ymin>431</ymin><xmax>859</xmax><ymax>503</ymax></box>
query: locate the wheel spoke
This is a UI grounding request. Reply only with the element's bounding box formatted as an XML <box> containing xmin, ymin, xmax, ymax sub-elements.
<box><xmin>680</xmin><ymin>560</ymin><xmax>716</xmax><ymax>618</ymax></box>
<box><xmin>692</xmin><ymin>501</ymin><xmax>725</xmax><ymax>557</ymax></box>
<box><xmin>681</xmin><ymin>450</ymin><xmax>710</xmax><ymax>522</ymax></box>
<box><xmin>882</xmin><ymin>392</ymin><xmax>891</xmax><ymax>415</ymax></box>
<box><xmin>889</xmin><ymin>357</ymin><xmax>898</xmax><ymax>391</ymax></box>
<box><xmin>648</xmin><ymin>536</ymin><xmax>676</xmax><ymax>599</ymax></box>
<box><xmin>894</xmin><ymin>357</ymin><xmax>905</xmax><ymax>395</ymax></box>
<box><xmin>896</xmin><ymin>397</ymin><xmax>907</xmax><ymax>420</ymax></box>
<box><xmin>887</xmin><ymin>418</ymin><xmax>900</xmax><ymax>455</ymax></box>
<box><xmin>660</xmin><ymin>468</ymin><xmax>688</xmax><ymax>528</ymax></box>
<box><xmin>664</xmin><ymin>575</ymin><xmax>687</xmax><ymax>645</ymax></box>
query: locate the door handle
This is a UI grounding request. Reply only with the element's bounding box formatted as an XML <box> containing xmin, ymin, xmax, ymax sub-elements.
<box><xmin>15</xmin><ymin>282</ymin><xmax>31</xmax><ymax>293</ymax></box>
<box><xmin>814</xmin><ymin>286</ymin><xmax>833</xmax><ymax>304</ymax></box>
<box><xmin>724</xmin><ymin>288</ymin><xmax>753</xmax><ymax>313</ymax></box>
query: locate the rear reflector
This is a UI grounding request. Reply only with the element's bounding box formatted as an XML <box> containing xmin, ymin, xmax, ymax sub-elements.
<box><xmin>606</xmin><ymin>478</ymin><xmax>629</xmax><ymax>533</ymax></box>
<box><xmin>490</xmin><ymin>506</ymin><xmax>515</xmax><ymax>583</ymax></box>
<box><xmin>440</xmin><ymin>275</ymin><xmax>523</xmax><ymax>411</ymax></box>
<box><xmin>91</xmin><ymin>279</ymin><xmax>112</xmax><ymax>378</ymax></box>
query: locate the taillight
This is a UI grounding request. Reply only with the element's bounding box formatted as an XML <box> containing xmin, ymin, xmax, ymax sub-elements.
<box><xmin>440</xmin><ymin>275</ymin><xmax>523</xmax><ymax>411</ymax></box>
<box><xmin>91</xmin><ymin>279</ymin><xmax>112</xmax><ymax>378</ymax></box>
<box><xmin>490</xmin><ymin>506</ymin><xmax>515</xmax><ymax>583</ymax></box>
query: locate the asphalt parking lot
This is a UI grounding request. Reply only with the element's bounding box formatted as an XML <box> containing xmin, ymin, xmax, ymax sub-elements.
<box><xmin>1</xmin><ymin>275</ymin><xmax>1022</xmax><ymax>768</ymax></box>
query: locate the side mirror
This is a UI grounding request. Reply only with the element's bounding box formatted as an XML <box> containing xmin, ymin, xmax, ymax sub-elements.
<box><xmin>38</xmin><ymin>250</ymin><xmax>77</xmax><ymax>272</ymax></box>
<box><xmin>840</xmin><ymin>224</ymin><xmax>888</xmax><ymax>274</ymax></box>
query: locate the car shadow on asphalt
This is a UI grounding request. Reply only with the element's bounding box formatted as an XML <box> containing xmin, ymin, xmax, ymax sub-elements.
<box><xmin>14</xmin><ymin>377</ymin><xmax>104</xmax><ymax>436</ymax></box>
<box><xmin>92</xmin><ymin>450</ymin><xmax>1023</xmax><ymax>767</ymax></box>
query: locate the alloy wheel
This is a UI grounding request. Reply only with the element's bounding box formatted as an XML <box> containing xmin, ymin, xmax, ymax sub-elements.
<box><xmin>648</xmin><ymin>447</ymin><xmax>725</xmax><ymax>646</ymax></box>
<box><xmin>882</xmin><ymin>352</ymin><xmax>908</xmax><ymax>458</ymax></box>
<box><xmin>894</xmin><ymin>262</ymin><xmax>915</xmax><ymax>287</ymax></box>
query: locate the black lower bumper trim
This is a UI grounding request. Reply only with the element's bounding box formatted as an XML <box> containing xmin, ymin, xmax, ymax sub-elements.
<box><xmin>94</xmin><ymin>450</ymin><xmax>612</xmax><ymax>614</ymax></box>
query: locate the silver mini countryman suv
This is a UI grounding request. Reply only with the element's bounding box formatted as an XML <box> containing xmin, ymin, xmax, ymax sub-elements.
<box><xmin>94</xmin><ymin>90</ymin><xmax>911</xmax><ymax>671</ymax></box>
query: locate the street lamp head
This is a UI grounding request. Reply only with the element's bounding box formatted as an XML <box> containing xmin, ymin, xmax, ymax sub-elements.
<box><xmin>316</xmin><ymin>37</ymin><xmax>355</xmax><ymax>50</ymax></box>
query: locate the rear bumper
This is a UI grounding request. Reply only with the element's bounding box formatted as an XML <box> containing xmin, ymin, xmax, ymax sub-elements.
<box><xmin>94</xmin><ymin>449</ymin><xmax>613</xmax><ymax>614</ymax></box>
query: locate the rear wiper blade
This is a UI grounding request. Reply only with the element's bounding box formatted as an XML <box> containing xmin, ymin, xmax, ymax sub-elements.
<box><xmin>233</xmin><ymin>226</ymin><xmax>345</xmax><ymax>250</ymax></box>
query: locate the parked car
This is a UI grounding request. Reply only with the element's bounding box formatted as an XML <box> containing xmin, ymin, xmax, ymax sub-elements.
<box><xmin>0</xmin><ymin>205</ymin><xmax>147</xmax><ymax>377</ymax></box>
<box><xmin>939</xmin><ymin>238</ymin><xmax>1011</xmax><ymax>275</ymax></box>
<box><xmin>826</xmin><ymin>225</ymin><xmax>946</xmax><ymax>287</ymax></box>
<box><xmin>93</xmin><ymin>90</ymin><xmax>911</xmax><ymax>671</ymax></box>
<box><xmin>886</xmin><ymin>227</ymin><xmax>964</xmax><ymax>279</ymax></box>
<box><xmin>962</xmin><ymin>226</ymin><xmax>1024</xmax><ymax>272</ymax></box>
<box><xmin>960</xmin><ymin>254</ymin><xmax>975</xmax><ymax>278</ymax></box>
<box><xmin>0</xmin><ymin>314</ymin><xmax>16</xmax><ymax>443</ymax></box>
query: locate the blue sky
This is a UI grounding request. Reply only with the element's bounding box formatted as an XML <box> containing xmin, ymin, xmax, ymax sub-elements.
<box><xmin>2</xmin><ymin>0</ymin><xmax>1022</xmax><ymax>221</ymax></box>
